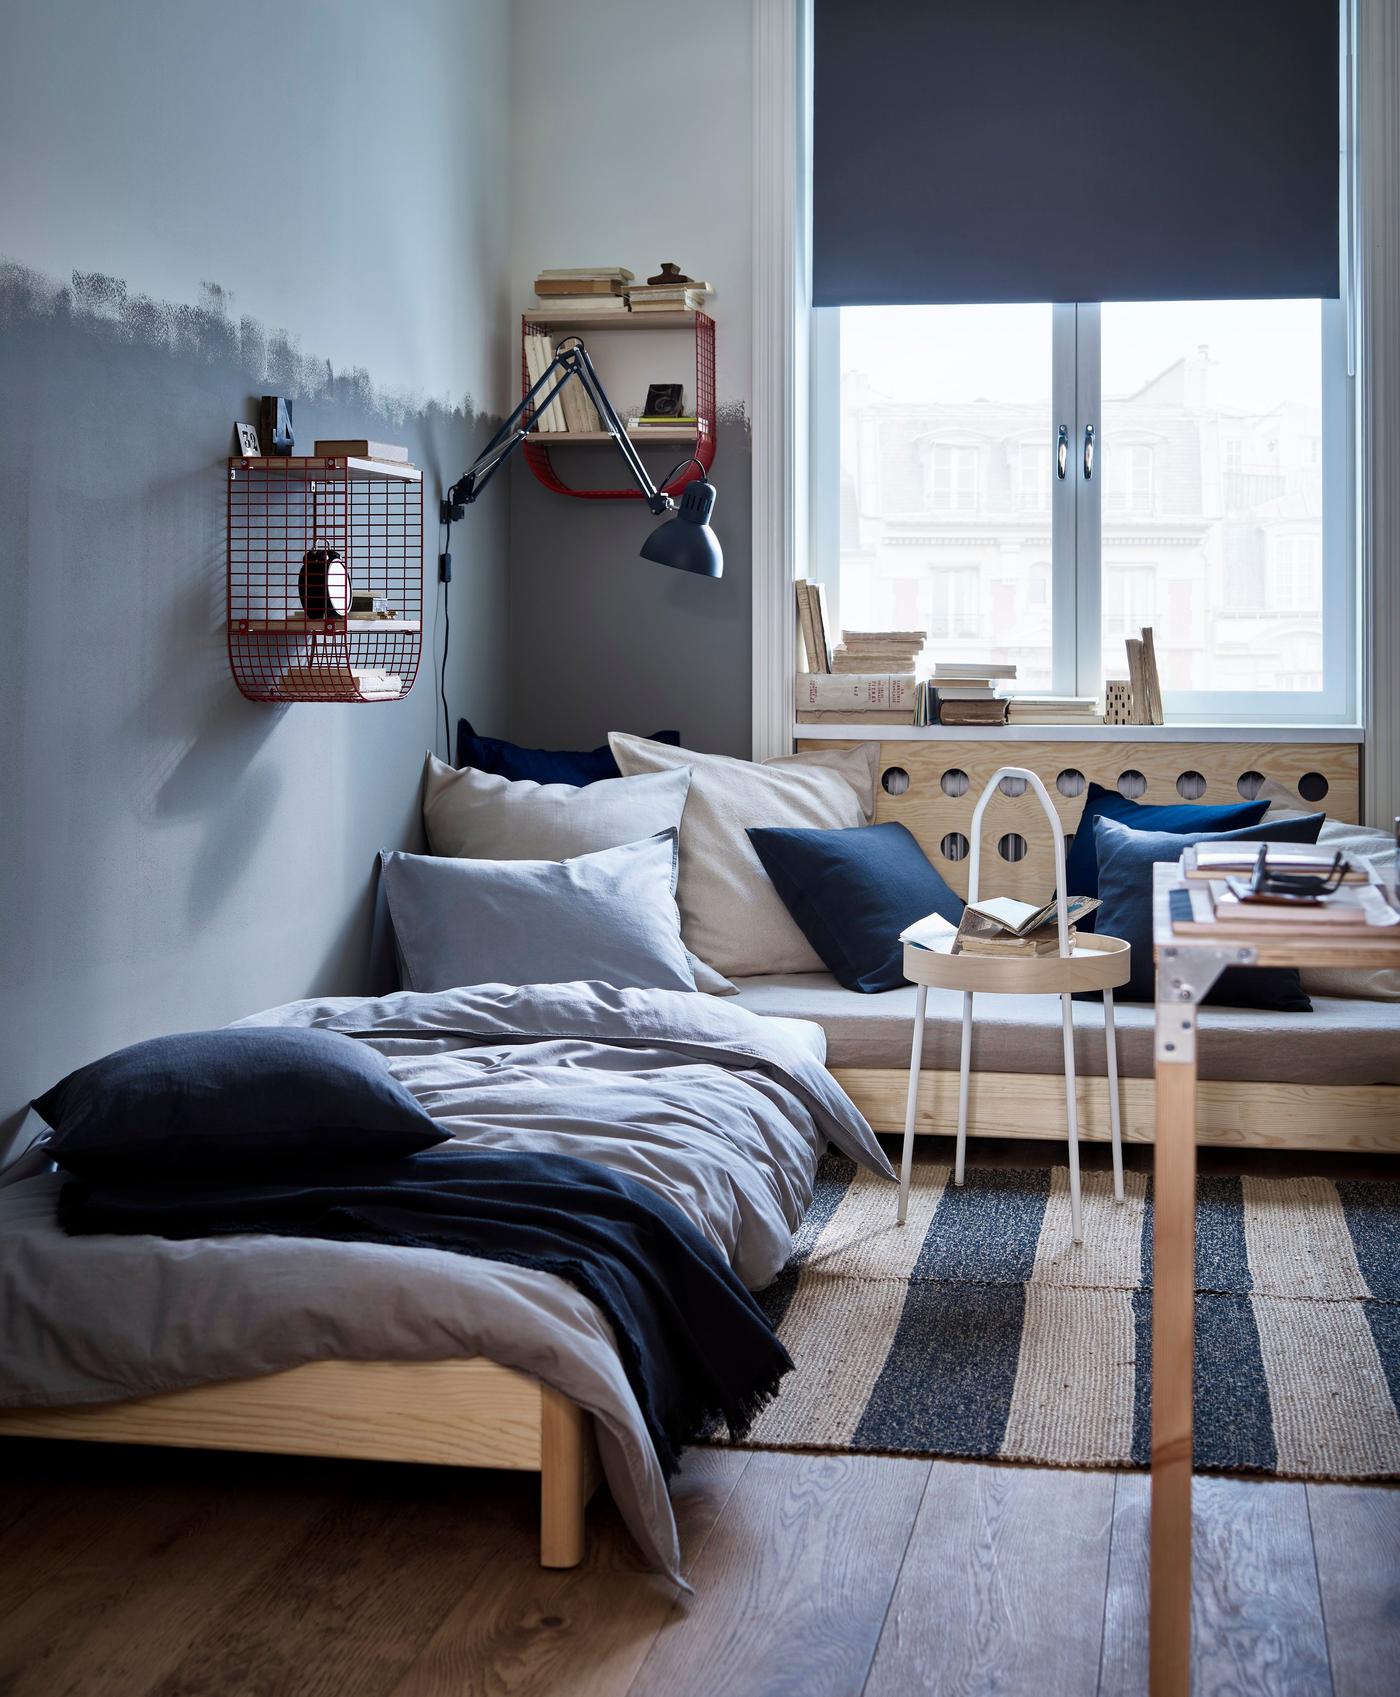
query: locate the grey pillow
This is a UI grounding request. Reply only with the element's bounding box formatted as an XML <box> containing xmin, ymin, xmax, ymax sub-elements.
<box><xmin>380</xmin><ymin>831</ymin><xmax>698</xmax><ymax>994</ymax></box>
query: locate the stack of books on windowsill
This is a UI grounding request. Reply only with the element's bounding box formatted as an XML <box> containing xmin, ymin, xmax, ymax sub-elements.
<box><xmin>531</xmin><ymin>268</ymin><xmax>634</xmax><ymax>314</ymax></box>
<box><xmin>923</xmin><ymin>663</ymin><xmax>1015</xmax><ymax>726</ymax></box>
<box><xmin>832</xmin><ymin>630</ymin><xmax>925</xmax><ymax>673</ymax></box>
<box><xmin>1005</xmin><ymin>695</ymin><xmax>1103</xmax><ymax>726</ymax></box>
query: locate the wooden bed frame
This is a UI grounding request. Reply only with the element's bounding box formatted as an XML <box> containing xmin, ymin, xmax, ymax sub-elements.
<box><xmin>0</xmin><ymin>1357</ymin><xmax>601</xmax><ymax>1567</ymax></box>
<box><xmin>4</xmin><ymin>733</ymin><xmax>1388</xmax><ymax>1570</ymax></box>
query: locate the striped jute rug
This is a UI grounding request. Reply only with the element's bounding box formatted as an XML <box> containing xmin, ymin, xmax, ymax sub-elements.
<box><xmin>712</xmin><ymin>1154</ymin><xmax>1400</xmax><ymax>1479</ymax></box>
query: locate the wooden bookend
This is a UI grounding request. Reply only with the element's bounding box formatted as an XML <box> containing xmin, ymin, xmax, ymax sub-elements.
<box><xmin>1140</xmin><ymin>626</ymin><xmax>1165</xmax><ymax>724</ymax></box>
<box><xmin>1125</xmin><ymin>638</ymin><xmax>1149</xmax><ymax>725</ymax></box>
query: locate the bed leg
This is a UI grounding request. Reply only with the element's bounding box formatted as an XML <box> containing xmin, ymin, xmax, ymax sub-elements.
<box><xmin>539</xmin><ymin>1386</ymin><xmax>594</xmax><ymax>1567</ymax></box>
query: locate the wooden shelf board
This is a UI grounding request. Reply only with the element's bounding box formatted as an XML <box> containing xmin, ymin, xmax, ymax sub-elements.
<box><xmin>522</xmin><ymin>310</ymin><xmax>700</xmax><ymax>331</ymax></box>
<box><xmin>229</xmin><ymin>456</ymin><xmax>422</xmax><ymax>483</ymax></box>
<box><xmin>528</xmin><ymin>428</ymin><xmax>701</xmax><ymax>446</ymax></box>
<box><xmin>231</xmin><ymin>619</ymin><xmax>423</xmax><ymax>634</ymax></box>
<box><xmin>792</xmin><ymin>721</ymin><xmax>1366</xmax><ymax>744</ymax></box>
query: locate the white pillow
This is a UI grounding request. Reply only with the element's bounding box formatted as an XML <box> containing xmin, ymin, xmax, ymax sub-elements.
<box><xmin>608</xmin><ymin>733</ymin><xmax>873</xmax><ymax>978</ymax></box>
<box><xmin>420</xmin><ymin>755</ymin><xmax>734</xmax><ymax>994</ymax></box>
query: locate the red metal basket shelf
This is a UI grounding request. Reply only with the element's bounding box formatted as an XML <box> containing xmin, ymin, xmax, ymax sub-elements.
<box><xmin>226</xmin><ymin>456</ymin><xmax>424</xmax><ymax>703</ymax></box>
<box><xmin>520</xmin><ymin>310</ymin><xmax>716</xmax><ymax>501</ymax></box>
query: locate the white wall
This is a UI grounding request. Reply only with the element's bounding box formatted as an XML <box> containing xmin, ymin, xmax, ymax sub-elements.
<box><xmin>504</xmin><ymin>0</ymin><xmax>757</xmax><ymax>755</ymax></box>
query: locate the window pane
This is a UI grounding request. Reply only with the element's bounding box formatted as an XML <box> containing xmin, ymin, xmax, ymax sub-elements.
<box><xmin>837</xmin><ymin>305</ymin><xmax>1055</xmax><ymax>689</ymax></box>
<box><xmin>1097</xmin><ymin>300</ymin><xmax>1324</xmax><ymax>695</ymax></box>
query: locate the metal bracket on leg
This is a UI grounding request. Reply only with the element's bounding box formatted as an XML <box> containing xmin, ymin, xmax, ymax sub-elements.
<box><xmin>1154</xmin><ymin>945</ymin><xmax>1253</xmax><ymax>1063</ymax></box>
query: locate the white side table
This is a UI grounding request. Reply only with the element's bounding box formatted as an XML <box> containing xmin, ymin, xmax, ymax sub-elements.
<box><xmin>896</xmin><ymin>766</ymin><xmax>1130</xmax><ymax>1243</ymax></box>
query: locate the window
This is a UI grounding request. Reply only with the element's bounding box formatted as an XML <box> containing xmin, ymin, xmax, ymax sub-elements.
<box><xmin>926</xmin><ymin>444</ymin><xmax>979</xmax><ymax>512</ymax></box>
<box><xmin>814</xmin><ymin>297</ymin><xmax>1351</xmax><ymax>720</ymax></box>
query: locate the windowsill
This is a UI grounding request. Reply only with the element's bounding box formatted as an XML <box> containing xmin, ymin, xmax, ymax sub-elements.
<box><xmin>791</xmin><ymin>722</ymin><xmax>1365</xmax><ymax>744</ymax></box>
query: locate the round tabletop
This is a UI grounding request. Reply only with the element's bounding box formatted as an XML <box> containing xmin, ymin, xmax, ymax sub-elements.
<box><xmin>902</xmin><ymin>933</ymin><xmax>1131</xmax><ymax>995</ymax></box>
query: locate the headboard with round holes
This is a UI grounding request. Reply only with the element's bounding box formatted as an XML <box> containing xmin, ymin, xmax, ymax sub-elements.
<box><xmin>797</xmin><ymin>739</ymin><xmax>1360</xmax><ymax>903</ymax></box>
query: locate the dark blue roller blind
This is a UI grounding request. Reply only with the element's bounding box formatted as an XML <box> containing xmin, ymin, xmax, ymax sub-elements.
<box><xmin>813</xmin><ymin>0</ymin><xmax>1341</xmax><ymax>306</ymax></box>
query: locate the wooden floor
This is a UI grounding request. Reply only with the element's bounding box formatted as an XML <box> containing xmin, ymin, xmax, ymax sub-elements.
<box><xmin>0</xmin><ymin>1434</ymin><xmax>1394</xmax><ymax>1697</ymax></box>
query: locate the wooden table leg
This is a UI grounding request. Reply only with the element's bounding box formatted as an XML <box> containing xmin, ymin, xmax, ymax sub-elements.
<box><xmin>1151</xmin><ymin>1051</ymin><xmax>1198</xmax><ymax>1697</ymax></box>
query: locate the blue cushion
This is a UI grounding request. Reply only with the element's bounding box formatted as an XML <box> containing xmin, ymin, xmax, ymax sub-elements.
<box><xmin>456</xmin><ymin>720</ymin><xmax>681</xmax><ymax>786</ymax></box>
<box><xmin>1091</xmin><ymin>812</ymin><xmax>1325</xmax><ymax>1008</ymax></box>
<box><xmin>1064</xmin><ymin>781</ymin><xmax>1270</xmax><ymax>916</ymax></box>
<box><xmin>747</xmin><ymin>821</ymin><xmax>964</xmax><ymax>993</ymax></box>
<box><xmin>32</xmin><ymin>1026</ymin><xmax>448</xmax><ymax>1182</ymax></box>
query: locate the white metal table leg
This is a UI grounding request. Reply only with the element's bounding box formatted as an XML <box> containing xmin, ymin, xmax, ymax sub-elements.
<box><xmin>897</xmin><ymin>984</ymin><xmax>928</xmax><ymax>1226</ymax></box>
<box><xmin>1104</xmin><ymin>986</ymin><xmax>1125</xmax><ymax>1203</ymax></box>
<box><xmin>954</xmin><ymin>991</ymin><xmax>974</xmax><ymax>1187</ymax></box>
<box><xmin>1061</xmin><ymin>991</ymin><xmax>1083</xmax><ymax>1243</ymax></box>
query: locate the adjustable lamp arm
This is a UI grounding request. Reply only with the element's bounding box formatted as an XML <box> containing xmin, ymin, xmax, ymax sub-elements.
<box><xmin>441</xmin><ymin>337</ymin><xmax>673</xmax><ymax>522</ymax></box>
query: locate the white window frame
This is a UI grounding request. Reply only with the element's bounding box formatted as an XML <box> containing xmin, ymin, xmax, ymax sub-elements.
<box><xmin>809</xmin><ymin>296</ymin><xmax>1356</xmax><ymax>723</ymax></box>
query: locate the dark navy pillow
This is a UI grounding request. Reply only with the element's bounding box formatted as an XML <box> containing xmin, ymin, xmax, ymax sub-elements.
<box><xmin>1064</xmin><ymin>781</ymin><xmax>1270</xmax><ymax>914</ymax></box>
<box><xmin>1092</xmin><ymin>812</ymin><xmax>1325</xmax><ymax>1008</ymax></box>
<box><xmin>747</xmin><ymin>821</ymin><xmax>964</xmax><ymax>994</ymax></box>
<box><xmin>32</xmin><ymin>1026</ymin><xmax>448</xmax><ymax>1181</ymax></box>
<box><xmin>456</xmin><ymin>719</ymin><xmax>681</xmax><ymax>786</ymax></box>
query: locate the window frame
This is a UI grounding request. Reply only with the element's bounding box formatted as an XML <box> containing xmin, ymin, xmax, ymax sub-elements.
<box><xmin>809</xmin><ymin>297</ymin><xmax>1356</xmax><ymax>724</ymax></box>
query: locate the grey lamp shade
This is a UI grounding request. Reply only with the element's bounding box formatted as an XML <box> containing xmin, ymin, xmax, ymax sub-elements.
<box><xmin>640</xmin><ymin>480</ymin><xmax>723</xmax><ymax>578</ymax></box>
<box><xmin>813</xmin><ymin>0</ymin><xmax>1341</xmax><ymax>306</ymax></box>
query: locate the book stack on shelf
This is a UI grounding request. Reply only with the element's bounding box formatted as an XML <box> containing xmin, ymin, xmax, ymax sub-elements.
<box><xmin>917</xmin><ymin>662</ymin><xmax>1016</xmax><ymax>726</ymax></box>
<box><xmin>1172</xmin><ymin>846</ymin><xmax>1400</xmax><ymax>938</ymax></box>
<box><xmin>629</xmin><ymin>277</ymin><xmax>713</xmax><ymax>314</ymax></box>
<box><xmin>531</xmin><ymin>267</ymin><xmax>633</xmax><ymax>315</ymax></box>
<box><xmin>625</xmin><ymin>412</ymin><xmax>701</xmax><ymax>433</ymax></box>
<box><xmin>1006</xmin><ymin>695</ymin><xmax>1103</xmax><ymax>727</ymax></box>
<box><xmin>794</xmin><ymin>593</ymin><xmax>920</xmax><ymax>722</ymax></box>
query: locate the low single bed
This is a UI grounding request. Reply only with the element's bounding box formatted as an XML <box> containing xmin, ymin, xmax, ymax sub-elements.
<box><xmin>0</xmin><ymin>980</ymin><xmax>891</xmax><ymax>1581</ymax></box>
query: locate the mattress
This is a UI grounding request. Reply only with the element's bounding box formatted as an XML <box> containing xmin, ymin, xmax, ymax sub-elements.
<box><xmin>728</xmin><ymin>974</ymin><xmax>1400</xmax><ymax>1086</ymax></box>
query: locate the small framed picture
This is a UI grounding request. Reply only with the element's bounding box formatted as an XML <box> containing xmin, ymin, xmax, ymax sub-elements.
<box><xmin>234</xmin><ymin>422</ymin><xmax>261</xmax><ymax>457</ymax></box>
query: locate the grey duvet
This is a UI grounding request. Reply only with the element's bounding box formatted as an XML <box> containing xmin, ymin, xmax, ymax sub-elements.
<box><xmin>0</xmin><ymin>981</ymin><xmax>892</xmax><ymax>1582</ymax></box>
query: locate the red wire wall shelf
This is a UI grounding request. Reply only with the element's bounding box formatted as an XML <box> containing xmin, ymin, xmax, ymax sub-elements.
<box><xmin>227</xmin><ymin>456</ymin><xmax>423</xmax><ymax>703</ymax></box>
<box><xmin>520</xmin><ymin>309</ymin><xmax>716</xmax><ymax>500</ymax></box>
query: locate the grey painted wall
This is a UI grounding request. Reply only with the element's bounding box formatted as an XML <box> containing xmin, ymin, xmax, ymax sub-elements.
<box><xmin>0</xmin><ymin>0</ymin><xmax>513</xmax><ymax>1140</ymax></box>
<box><xmin>506</xmin><ymin>0</ymin><xmax>755</xmax><ymax>757</ymax></box>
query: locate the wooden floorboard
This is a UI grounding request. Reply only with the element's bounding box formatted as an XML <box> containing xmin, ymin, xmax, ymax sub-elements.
<box><xmin>627</xmin><ymin>1450</ymin><xmax>929</xmax><ymax>1697</ymax></box>
<box><xmin>0</xmin><ymin>1441</ymin><xmax>1391</xmax><ymax>1697</ymax></box>
<box><xmin>1101</xmin><ymin>1472</ymin><xmax>1334</xmax><ymax>1697</ymax></box>
<box><xmin>864</xmin><ymin>1459</ymin><xmax>1115</xmax><ymax>1697</ymax></box>
<box><xmin>386</xmin><ymin>1449</ymin><xmax>749</xmax><ymax>1697</ymax></box>
<box><xmin>1306</xmin><ymin>1482</ymin><xmax>1400</xmax><ymax>1697</ymax></box>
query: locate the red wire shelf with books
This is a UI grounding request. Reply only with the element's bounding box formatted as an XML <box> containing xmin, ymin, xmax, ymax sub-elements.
<box><xmin>519</xmin><ymin>310</ymin><xmax>716</xmax><ymax>500</ymax></box>
<box><xmin>226</xmin><ymin>456</ymin><xmax>424</xmax><ymax>704</ymax></box>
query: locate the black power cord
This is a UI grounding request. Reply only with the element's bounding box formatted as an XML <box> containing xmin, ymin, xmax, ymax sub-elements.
<box><xmin>438</xmin><ymin>512</ymin><xmax>453</xmax><ymax>761</ymax></box>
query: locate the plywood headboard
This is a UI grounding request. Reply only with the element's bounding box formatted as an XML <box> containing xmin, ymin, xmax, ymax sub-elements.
<box><xmin>797</xmin><ymin>737</ymin><xmax>1360</xmax><ymax>903</ymax></box>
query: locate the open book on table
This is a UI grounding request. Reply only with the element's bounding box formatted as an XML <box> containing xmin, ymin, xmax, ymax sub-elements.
<box><xmin>900</xmin><ymin>894</ymin><xmax>1101</xmax><ymax>957</ymax></box>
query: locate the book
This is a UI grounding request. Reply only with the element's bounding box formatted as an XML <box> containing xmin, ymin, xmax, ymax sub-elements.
<box><xmin>313</xmin><ymin>439</ymin><xmax>408</xmax><ymax>462</ymax></box>
<box><xmin>533</xmin><ymin>277</ymin><xmax>628</xmax><ymax>296</ymax></box>
<box><xmin>899</xmin><ymin>912</ymin><xmax>959</xmax><ymax>951</ymax></box>
<box><xmin>1125</xmin><ymin>638</ymin><xmax>1149</xmax><ymax>726</ymax></box>
<box><xmin>834</xmin><ymin>653</ymin><xmax>921</xmax><ymax>673</ymax></box>
<box><xmin>933</xmin><ymin>686</ymin><xmax>998</xmax><ymax>700</ymax></box>
<box><xmin>794</xmin><ymin>579</ymin><xmax>821</xmax><ymax>674</ymax></box>
<box><xmin>627</xmin><ymin>415</ymin><xmax>700</xmax><ymax>427</ymax></box>
<box><xmin>1213</xmin><ymin>884</ymin><xmax>1396</xmax><ymax>927</ymax></box>
<box><xmin>965</xmin><ymin>894</ymin><xmax>1101</xmax><ymax>936</ymax></box>
<box><xmin>931</xmin><ymin>662</ymin><xmax>1016</xmax><ymax>679</ymax></box>
<box><xmin>796</xmin><ymin>709</ymin><xmax>912</xmax><ymax>724</ymax></box>
<box><xmin>1183</xmin><ymin>845</ymin><xmax>1370</xmax><ymax>884</ymax></box>
<box><xmin>532</xmin><ymin>295</ymin><xmax>630</xmax><ymax>313</ymax></box>
<box><xmin>1140</xmin><ymin>627</ymin><xmax>1165</xmax><ymax>725</ymax></box>
<box><xmin>796</xmin><ymin>673</ymin><xmax>916</xmax><ymax>711</ymax></box>
<box><xmin>938</xmin><ymin>699</ymin><xmax>1010</xmax><ymax>725</ymax></box>
<box><xmin>809</xmin><ymin>582</ymin><xmax>834</xmax><ymax>673</ymax></box>
<box><xmin>1169</xmin><ymin>884</ymin><xmax>1399</xmax><ymax>936</ymax></box>
<box><xmin>535</xmin><ymin>267</ymin><xmax>634</xmax><ymax>281</ymax></box>
<box><xmin>956</xmin><ymin>929</ymin><xmax>1077</xmax><ymax>958</ymax></box>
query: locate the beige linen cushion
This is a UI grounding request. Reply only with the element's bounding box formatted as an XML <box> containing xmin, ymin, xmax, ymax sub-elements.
<box><xmin>608</xmin><ymin>733</ymin><xmax>877</xmax><ymax>977</ymax></box>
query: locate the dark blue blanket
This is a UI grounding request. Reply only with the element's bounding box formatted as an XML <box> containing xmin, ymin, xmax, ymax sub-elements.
<box><xmin>58</xmin><ymin>1146</ymin><xmax>792</xmax><ymax>1478</ymax></box>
